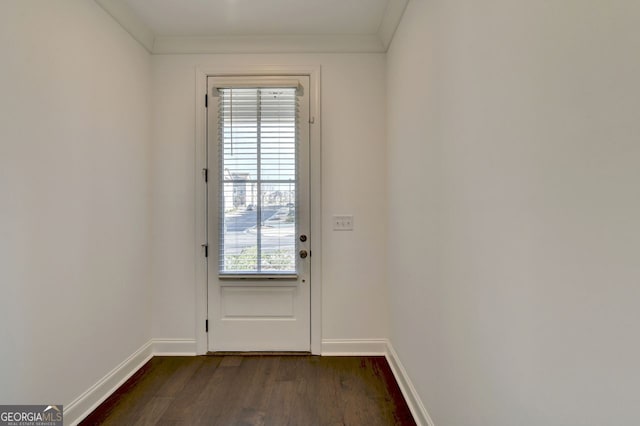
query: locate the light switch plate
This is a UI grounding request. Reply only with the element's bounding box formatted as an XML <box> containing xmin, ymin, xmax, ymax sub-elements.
<box><xmin>333</xmin><ymin>215</ymin><xmax>353</xmax><ymax>231</ymax></box>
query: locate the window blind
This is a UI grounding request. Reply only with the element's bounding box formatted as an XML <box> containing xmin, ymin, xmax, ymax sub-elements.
<box><xmin>217</xmin><ymin>87</ymin><xmax>298</xmax><ymax>275</ymax></box>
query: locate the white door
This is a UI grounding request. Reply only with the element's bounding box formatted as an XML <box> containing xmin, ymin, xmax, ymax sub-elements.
<box><xmin>206</xmin><ymin>76</ymin><xmax>311</xmax><ymax>352</ymax></box>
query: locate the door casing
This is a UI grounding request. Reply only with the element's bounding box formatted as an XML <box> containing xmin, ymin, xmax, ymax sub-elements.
<box><xmin>194</xmin><ymin>65</ymin><xmax>322</xmax><ymax>355</ymax></box>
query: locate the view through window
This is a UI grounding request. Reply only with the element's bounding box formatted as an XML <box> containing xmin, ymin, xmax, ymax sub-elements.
<box><xmin>217</xmin><ymin>87</ymin><xmax>298</xmax><ymax>274</ymax></box>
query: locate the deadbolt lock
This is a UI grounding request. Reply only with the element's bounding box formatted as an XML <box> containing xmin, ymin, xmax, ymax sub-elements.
<box><xmin>300</xmin><ymin>234</ymin><xmax>307</xmax><ymax>242</ymax></box>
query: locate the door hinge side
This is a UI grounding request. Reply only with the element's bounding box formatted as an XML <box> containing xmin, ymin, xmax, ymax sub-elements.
<box><xmin>202</xmin><ymin>243</ymin><xmax>208</xmax><ymax>257</ymax></box>
<box><xmin>202</xmin><ymin>168</ymin><xmax>208</xmax><ymax>182</ymax></box>
<box><xmin>205</xmin><ymin>319</ymin><xmax>208</xmax><ymax>332</ymax></box>
<box><xmin>205</xmin><ymin>93</ymin><xmax>208</xmax><ymax>108</ymax></box>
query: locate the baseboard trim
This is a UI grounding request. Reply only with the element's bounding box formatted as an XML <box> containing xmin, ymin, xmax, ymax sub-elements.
<box><xmin>67</xmin><ymin>337</ymin><xmax>433</xmax><ymax>426</ymax></box>
<box><xmin>65</xmin><ymin>340</ymin><xmax>153</xmax><ymax>426</ymax></box>
<box><xmin>321</xmin><ymin>338</ymin><xmax>434</xmax><ymax>425</ymax></box>
<box><xmin>152</xmin><ymin>338</ymin><xmax>197</xmax><ymax>356</ymax></box>
<box><xmin>321</xmin><ymin>338</ymin><xmax>388</xmax><ymax>356</ymax></box>
<box><xmin>66</xmin><ymin>338</ymin><xmax>196</xmax><ymax>425</ymax></box>
<box><xmin>384</xmin><ymin>342</ymin><xmax>435</xmax><ymax>426</ymax></box>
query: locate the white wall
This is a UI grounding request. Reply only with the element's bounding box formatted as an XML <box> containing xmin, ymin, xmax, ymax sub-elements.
<box><xmin>0</xmin><ymin>0</ymin><xmax>151</xmax><ymax>409</ymax></box>
<box><xmin>387</xmin><ymin>1</ymin><xmax>640</xmax><ymax>425</ymax></box>
<box><xmin>151</xmin><ymin>54</ymin><xmax>389</xmax><ymax>342</ymax></box>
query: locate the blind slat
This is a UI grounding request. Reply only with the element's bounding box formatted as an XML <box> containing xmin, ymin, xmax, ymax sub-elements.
<box><xmin>218</xmin><ymin>87</ymin><xmax>298</xmax><ymax>274</ymax></box>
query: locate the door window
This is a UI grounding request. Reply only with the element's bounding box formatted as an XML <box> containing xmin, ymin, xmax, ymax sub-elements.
<box><xmin>216</xmin><ymin>87</ymin><xmax>298</xmax><ymax>275</ymax></box>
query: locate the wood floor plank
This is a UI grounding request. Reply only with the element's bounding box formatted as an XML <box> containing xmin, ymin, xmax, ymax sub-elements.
<box><xmin>81</xmin><ymin>355</ymin><xmax>416</xmax><ymax>426</ymax></box>
<box><xmin>154</xmin><ymin>356</ymin><xmax>204</xmax><ymax>397</ymax></box>
<box><xmin>155</xmin><ymin>356</ymin><xmax>222</xmax><ymax>425</ymax></box>
<box><xmin>132</xmin><ymin>397</ymin><xmax>173</xmax><ymax>426</ymax></box>
<box><xmin>189</xmin><ymin>355</ymin><xmax>250</xmax><ymax>425</ymax></box>
<box><xmin>234</xmin><ymin>356</ymin><xmax>280</xmax><ymax>426</ymax></box>
<box><xmin>218</xmin><ymin>355</ymin><xmax>243</xmax><ymax>367</ymax></box>
<box><xmin>83</xmin><ymin>357</ymin><xmax>175</xmax><ymax>426</ymax></box>
<box><xmin>210</xmin><ymin>356</ymin><xmax>260</xmax><ymax>425</ymax></box>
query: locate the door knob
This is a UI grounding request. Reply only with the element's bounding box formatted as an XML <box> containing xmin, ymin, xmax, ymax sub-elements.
<box><xmin>299</xmin><ymin>250</ymin><xmax>308</xmax><ymax>259</ymax></box>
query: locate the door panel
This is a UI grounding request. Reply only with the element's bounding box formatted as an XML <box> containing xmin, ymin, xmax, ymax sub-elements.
<box><xmin>220</xmin><ymin>287</ymin><xmax>295</xmax><ymax>318</ymax></box>
<box><xmin>207</xmin><ymin>76</ymin><xmax>311</xmax><ymax>352</ymax></box>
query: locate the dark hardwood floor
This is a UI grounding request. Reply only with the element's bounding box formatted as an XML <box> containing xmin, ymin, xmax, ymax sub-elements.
<box><xmin>80</xmin><ymin>355</ymin><xmax>416</xmax><ymax>426</ymax></box>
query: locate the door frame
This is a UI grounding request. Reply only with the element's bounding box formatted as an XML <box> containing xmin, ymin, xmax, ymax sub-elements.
<box><xmin>194</xmin><ymin>65</ymin><xmax>322</xmax><ymax>355</ymax></box>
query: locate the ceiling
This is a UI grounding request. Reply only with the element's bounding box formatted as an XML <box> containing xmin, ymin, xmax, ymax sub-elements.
<box><xmin>95</xmin><ymin>0</ymin><xmax>408</xmax><ymax>54</ymax></box>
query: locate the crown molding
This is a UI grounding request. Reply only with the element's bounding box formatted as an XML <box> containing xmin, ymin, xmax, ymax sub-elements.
<box><xmin>377</xmin><ymin>0</ymin><xmax>409</xmax><ymax>50</ymax></box>
<box><xmin>153</xmin><ymin>34</ymin><xmax>385</xmax><ymax>54</ymax></box>
<box><xmin>94</xmin><ymin>0</ymin><xmax>407</xmax><ymax>54</ymax></box>
<box><xmin>95</xmin><ymin>0</ymin><xmax>154</xmax><ymax>52</ymax></box>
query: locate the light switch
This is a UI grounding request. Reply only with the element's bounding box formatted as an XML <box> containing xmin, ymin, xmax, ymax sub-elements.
<box><xmin>333</xmin><ymin>215</ymin><xmax>353</xmax><ymax>231</ymax></box>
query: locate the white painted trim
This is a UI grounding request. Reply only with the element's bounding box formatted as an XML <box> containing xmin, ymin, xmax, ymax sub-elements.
<box><xmin>66</xmin><ymin>339</ymin><xmax>197</xmax><ymax>424</ymax></box>
<box><xmin>95</xmin><ymin>1</ymin><xmax>408</xmax><ymax>53</ymax></box>
<box><xmin>94</xmin><ymin>0</ymin><xmax>155</xmax><ymax>52</ymax></box>
<box><xmin>152</xmin><ymin>338</ymin><xmax>197</xmax><ymax>356</ymax></box>
<box><xmin>194</xmin><ymin>65</ymin><xmax>322</xmax><ymax>355</ymax></box>
<box><xmin>195</xmin><ymin>68</ymin><xmax>209</xmax><ymax>356</ymax></box>
<box><xmin>377</xmin><ymin>0</ymin><xmax>410</xmax><ymax>50</ymax></box>
<box><xmin>321</xmin><ymin>339</ymin><xmax>389</xmax><ymax>356</ymax></box>
<box><xmin>308</xmin><ymin>66</ymin><xmax>323</xmax><ymax>356</ymax></box>
<box><xmin>66</xmin><ymin>338</ymin><xmax>433</xmax><ymax>426</ymax></box>
<box><xmin>385</xmin><ymin>342</ymin><xmax>435</xmax><ymax>426</ymax></box>
<box><xmin>153</xmin><ymin>35</ymin><xmax>384</xmax><ymax>54</ymax></box>
<box><xmin>320</xmin><ymin>338</ymin><xmax>435</xmax><ymax>425</ymax></box>
<box><xmin>65</xmin><ymin>341</ymin><xmax>153</xmax><ymax>426</ymax></box>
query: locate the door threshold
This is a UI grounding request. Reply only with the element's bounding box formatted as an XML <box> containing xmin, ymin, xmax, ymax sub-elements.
<box><xmin>207</xmin><ymin>351</ymin><xmax>312</xmax><ymax>356</ymax></box>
